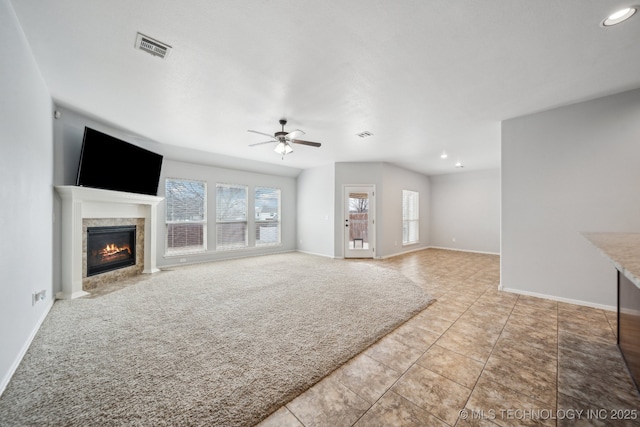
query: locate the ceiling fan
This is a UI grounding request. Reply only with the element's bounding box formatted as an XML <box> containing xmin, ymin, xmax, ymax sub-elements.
<box><xmin>248</xmin><ymin>119</ymin><xmax>321</xmax><ymax>159</ymax></box>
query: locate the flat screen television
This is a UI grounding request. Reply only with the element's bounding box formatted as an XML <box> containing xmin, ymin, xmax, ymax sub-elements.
<box><xmin>75</xmin><ymin>127</ymin><xmax>163</xmax><ymax>196</ymax></box>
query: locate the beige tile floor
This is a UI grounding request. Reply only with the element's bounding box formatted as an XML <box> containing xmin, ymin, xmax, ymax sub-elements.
<box><xmin>258</xmin><ymin>249</ymin><xmax>640</xmax><ymax>427</ymax></box>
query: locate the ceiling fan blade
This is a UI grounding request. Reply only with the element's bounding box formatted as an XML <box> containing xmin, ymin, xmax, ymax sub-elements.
<box><xmin>249</xmin><ymin>140</ymin><xmax>276</xmax><ymax>147</ymax></box>
<box><xmin>292</xmin><ymin>139</ymin><xmax>321</xmax><ymax>147</ymax></box>
<box><xmin>286</xmin><ymin>129</ymin><xmax>305</xmax><ymax>140</ymax></box>
<box><xmin>248</xmin><ymin>129</ymin><xmax>275</xmax><ymax>139</ymax></box>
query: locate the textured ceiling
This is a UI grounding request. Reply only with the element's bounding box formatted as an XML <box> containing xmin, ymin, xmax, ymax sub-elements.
<box><xmin>10</xmin><ymin>0</ymin><xmax>640</xmax><ymax>175</ymax></box>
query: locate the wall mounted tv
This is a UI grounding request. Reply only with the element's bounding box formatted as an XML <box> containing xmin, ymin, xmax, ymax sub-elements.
<box><xmin>75</xmin><ymin>127</ymin><xmax>163</xmax><ymax>196</ymax></box>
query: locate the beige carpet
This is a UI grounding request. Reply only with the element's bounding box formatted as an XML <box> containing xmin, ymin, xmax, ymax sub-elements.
<box><xmin>0</xmin><ymin>252</ymin><xmax>432</xmax><ymax>426</ymax></box>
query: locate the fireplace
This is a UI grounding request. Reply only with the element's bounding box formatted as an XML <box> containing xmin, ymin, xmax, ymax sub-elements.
<box><xmin>86</xmin><ymin>226</ymin><xmax>136</xmax><ymax>276</ymax></box>
<box><xmin>56</xmin><ymin>185</ymin><xmax>162</xmax><ymax>299</ymax></box>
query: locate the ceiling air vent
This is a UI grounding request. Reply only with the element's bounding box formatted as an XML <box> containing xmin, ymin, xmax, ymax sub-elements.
<box><xmin>356</xmin><ymin>131</ymin><xmax>374</xmax><ymax>138</ymax></box>
<box><xmin>135</xmin><ymin>33</ymin><xmax>171</xmax><ymax>59</ymax></box>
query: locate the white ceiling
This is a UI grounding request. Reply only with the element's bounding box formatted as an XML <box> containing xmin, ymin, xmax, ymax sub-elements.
<box><xmin>10</xmin><ymin>0</ymin><xmax>640</xmax><ymax>176</ymax></box>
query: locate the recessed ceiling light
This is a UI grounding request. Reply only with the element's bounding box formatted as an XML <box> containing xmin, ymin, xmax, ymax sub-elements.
<box><xmin>440</xmin><ymin>151</ymin><xmax>448</xmax><ymax>159</ymax></box>
<box><xmin>602</xmin><ymin>7</ymin><xmax>637</xmax><ymax>26</ymax></box>
<box><xmin>455</xmin><ymin>161</ymin><xmax>464</xmax><ymax>168</ymax></box>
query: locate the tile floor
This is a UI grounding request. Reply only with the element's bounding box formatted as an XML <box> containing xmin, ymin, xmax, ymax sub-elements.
<box><xmin>258</xmin><ymin>249</ymin><xmax>640</xmax><ymax>427</ymax></box>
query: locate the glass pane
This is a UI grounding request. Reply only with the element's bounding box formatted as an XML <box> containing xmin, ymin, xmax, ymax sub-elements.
<box><xmin>348</xmin><ymin>192</ymin><xmax>369</xmax><ymax>250</ymax></box>
<box><xmin>216</xmin><ymin>222</ymin><xmax>247</xmax><ymax>249</ymax></box>
<box><xmin>255</xmin><ymin>187</ymin><xmax>280</xmax><ymax>246</ymax></box>
<box><xmin>255</xmin><ymin>187</ymin><xmax>280</xmax><ymax>221</ymax></box>
<box><xmin>166</xmin><ymin>223</ymin><xmax>204</xmax><ymax>251</ymax></box>
<box><xmin>166</xmin><ymin>179</ymin><xmax>206</xmax><ymax>222</ymax></box>
<box><xmin>402</xmin><ymin>190</ymin><xmax>419</xmax><ymax>244</ymax></box>
<box><xmin>255</xmin><ymin>221</ymin><xmax>279</xmax><ymax>245</ymax></box>
<box><xmin>216</xmin><ymin>184</ymin><xmax>248</xmax><ymax>250</ymax></box>
<box><xmin>403</xmin><ymin>220</ymin><xmax>419</xmax><ymax>244</ymax></box>
<box><xmin>402</xmin><ymin>190</ymin><xmax>419</xmax><ymax>221</ymax></box>
<box><xmin>216</xmin><ymin>184</ymin><xmax>247</xmax><ymax>221</ymax></box>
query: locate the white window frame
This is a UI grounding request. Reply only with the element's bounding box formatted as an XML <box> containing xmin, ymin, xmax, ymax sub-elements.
<box><xmin>402</xmin><ymin>189</ymin><xmax>419</xmax><ymax>246</ymax></box>
<box><xmin>165</xmin><ymin>178</ymin><xmax>207</xmax><ymax>255</ymax></box>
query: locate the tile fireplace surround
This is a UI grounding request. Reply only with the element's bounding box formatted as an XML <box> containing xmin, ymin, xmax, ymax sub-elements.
<box><xmin>55</xmin><ymin>186</ymin><xmax>163</xmax><ymax>299</ymax></box>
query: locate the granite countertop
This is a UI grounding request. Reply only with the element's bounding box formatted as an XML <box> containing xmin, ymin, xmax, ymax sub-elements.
<box><xmin>582</xmin><ymin>232</ymin><xmax>640</xmax><ymax>290</ymax></box>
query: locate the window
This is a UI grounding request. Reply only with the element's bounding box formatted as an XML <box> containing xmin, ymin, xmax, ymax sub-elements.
<box><xmin>255</xmin><ymin>187</ymin><xmax>281</xmax><ymax>246</ymax></box>
<box><xmin>165</xmin><ymin>179</ymin><xmax>206</xmax><ymax>254</ymax></box>
<box><xmin>216</xmin><ymin>183</ymin><xmax>248</xmax><ymax>250</ymax></box>
<box><xmin>402</xmin><ymin>190</ymin><xmax>419</xmax><ymax>245</ymax></box>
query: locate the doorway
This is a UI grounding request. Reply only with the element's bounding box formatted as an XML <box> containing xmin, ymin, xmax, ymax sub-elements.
<box><xmin>344</xmin><ymin>185</ymin><xmax>375</xmax><ymax>258</ymax></box>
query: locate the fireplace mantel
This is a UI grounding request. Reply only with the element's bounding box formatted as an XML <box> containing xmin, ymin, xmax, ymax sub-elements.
<box><xmin>55</xmin><ymin>186</ymin><xmax>164</xmax><ymax>299</ymax></box>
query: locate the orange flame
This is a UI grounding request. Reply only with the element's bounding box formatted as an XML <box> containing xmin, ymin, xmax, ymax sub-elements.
<box><xmin>100</xmin><ymin>243</ymin><xmax>131</xmax><ymax>257</ymax></box>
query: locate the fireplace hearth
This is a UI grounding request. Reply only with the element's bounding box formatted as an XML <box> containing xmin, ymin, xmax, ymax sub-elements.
<box><xmin>87</xmin><ymin>226</ymin><xmax>136</xmax><ymax>276</ymax></box>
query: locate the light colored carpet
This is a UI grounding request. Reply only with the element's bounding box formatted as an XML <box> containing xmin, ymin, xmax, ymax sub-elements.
<box><xmin>0</xmin><ymin>252</ymin><xmax>432</xmax><ymax>426</ymax></box>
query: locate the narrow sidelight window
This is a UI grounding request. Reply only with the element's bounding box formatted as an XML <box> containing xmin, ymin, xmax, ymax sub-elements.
<box><xmin>402</xmin><ymin>190</ymin><xmax>419</xmax><ymax>245</ymax></box>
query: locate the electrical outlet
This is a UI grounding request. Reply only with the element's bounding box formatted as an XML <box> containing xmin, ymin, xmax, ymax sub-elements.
<box><xmin>32</xmin><ymin>290</ymin><xmax>46</xmax><ymax>306</ymax></box>
<box><xmin>179</xmin><ymin>258</ymin><xmax>187</xmax><ymax>263</ymax></box>
<box><xmin>452</xmin><ymin>237</ymin><xmax>456</xmax><ymax>243</ymax></box>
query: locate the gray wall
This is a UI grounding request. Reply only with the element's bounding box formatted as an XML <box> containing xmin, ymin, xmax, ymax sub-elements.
<box><xmin>380</xmin><ymin>163</ymin><xmax>431</xmax><ymax>257</ymax></box>
<box><xmin>334</xmin><ymin>162</ymin><xmax>384</xmax><ymax>258</ymax></box>
<box><xmin>333</xmin><ymin>162</ymin><xmax>430</xmax><ymax>259</ymax></box>
<box><xmin>429</xmin><ymin>169</ymin><xmax>500</xmax><ymax>254</ymax></box>
<box><xmin>501</xmin><ymin>88</ymin><xmax>640</xmax><ymax>308</ymax></box>
<box><xmin>157</xmin><ymin>159</ymin><xmax>297</xmax><ymax>267</ymax></box>
<box><xmin>52</xmin><ymin>108</ymin><xmax>299</xmax><ymax>271</ymax></box>
<box><xmin>297</xmin><ymin>164</ymin><xmax>335</xmax><ymax>257</ymax></box>
<box><xmin>0</xmin><ymin>0</ymin><xmax>54</xmax><ymax>393</ymax></box>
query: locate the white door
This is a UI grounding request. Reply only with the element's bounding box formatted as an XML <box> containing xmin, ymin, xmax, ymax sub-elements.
<box><xmin>344</xmin><ymin>185</ymin><xmax>375</xmax><ymax>258</ymax></box>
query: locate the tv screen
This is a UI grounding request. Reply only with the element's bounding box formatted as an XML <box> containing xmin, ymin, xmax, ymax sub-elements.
<box><xmin>75</xmin><ymin>127</ymin><xmax>163</xmax><ymax>196</ymax></box>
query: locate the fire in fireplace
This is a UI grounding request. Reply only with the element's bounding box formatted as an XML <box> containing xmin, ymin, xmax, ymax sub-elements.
<box><xmin>87</xmin><ymin>225</ymin><xmax>136</xmax><ymax>276</ymax></box>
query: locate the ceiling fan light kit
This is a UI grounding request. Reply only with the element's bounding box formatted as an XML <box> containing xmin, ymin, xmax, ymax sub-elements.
<box><xmin>274</xmin><ymin>141</ymin><xmax>293</xmax><ymax>156</ymax></box>
<box><xmin>248</xmin><ymin>119</ymin><xmax>321</xmax><ymax>160</ymax></box>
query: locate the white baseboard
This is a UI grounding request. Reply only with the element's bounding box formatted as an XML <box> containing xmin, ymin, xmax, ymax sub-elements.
<box><xmin>379</xmin><ymin>246</ymin><xmax>430</xmax><ymax>259</ymax></box>
<box><xmin>0</xmin><ymin>298</ymin><xmax>55</xmax><ymax>397</ymax></box>
<box><xmin>161</xmin><ymin>249</ymin><xmax>296</xmax><ymax>269</ymax></box>
<box><xmin>500</xmin><ymin>286</ymin><xmax>617</xmax><ymax>312</ymax></box>
<box><xmin>428</xmin><ymin>246</ymin><xmax>500</xmax><ymax>256</ymax></box>
<box><xmin>296</xmin><ymin>250</ymin><xmax>337</xmax><ymax>259</ymax></box>
<box><xmin>325</xmin><ymin>245</ymin><xmax>501</xmax><ymax>260</ymax></box>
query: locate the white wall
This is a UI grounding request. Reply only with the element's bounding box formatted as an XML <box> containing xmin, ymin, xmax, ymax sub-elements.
<box><xmin>0</xmin><ymin>0</ymin><xmax>54</xmax><ymax>394</ymax></box>
<box><xmin>429</xmin><ymin>169</ymin><xmax>500</xmax><ymax>254</ymax></box>
<box><xmin>297</xmin><ymin>164</ymin><xmax>335</xmax><ymax>257</ymax></box>
<box><xmin>501</xmin><ymin>88</ymin><xmax>640</xmax><ymax>308</ymax></box>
